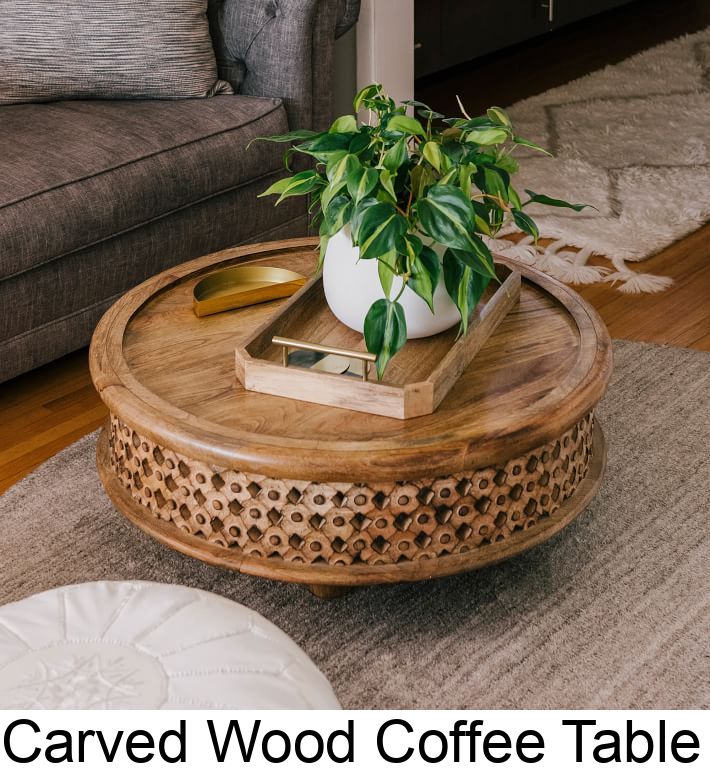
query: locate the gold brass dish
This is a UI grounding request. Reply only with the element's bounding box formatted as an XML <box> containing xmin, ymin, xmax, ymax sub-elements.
<box><xmin>193</xmin><ymin>265</ymin><xmax>307</xmax><ymax>317</ymax></box>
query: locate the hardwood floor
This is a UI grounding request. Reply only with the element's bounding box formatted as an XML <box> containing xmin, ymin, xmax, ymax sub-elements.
<box><xmin>1</xmin><ymin>0</ymin><xmax>708</xmax><ymax>493</ymax></box>
<box><xmin>0</xmin><ymin>351</ymin><xmax>106</xmax><ymax>493</ymax></box>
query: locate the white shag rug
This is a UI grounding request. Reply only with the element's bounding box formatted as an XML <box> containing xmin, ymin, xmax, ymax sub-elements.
<box><xmin>491</xmin><ymin>27</ymin><xmax>710</xmax><ymax>293</ymax></box>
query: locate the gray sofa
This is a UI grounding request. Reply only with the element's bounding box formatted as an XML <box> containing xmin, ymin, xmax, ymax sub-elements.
<box><xmin>0</xmin><ymin>0</ymin><xmax>359</xmax><ymax>383</ymax></box>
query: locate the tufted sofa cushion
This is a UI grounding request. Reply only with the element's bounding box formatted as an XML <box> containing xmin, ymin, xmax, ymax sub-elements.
<box><xmin>0</xmin><ymin>94</ymin><xmax>287</xmax><ymax>282</ymax></box>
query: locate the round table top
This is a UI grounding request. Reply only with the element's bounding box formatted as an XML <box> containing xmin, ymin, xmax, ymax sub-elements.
<box><xmin>90</xmin><ymin>238</ymin><xmax>612</xmax><ymax>482</ymax></box>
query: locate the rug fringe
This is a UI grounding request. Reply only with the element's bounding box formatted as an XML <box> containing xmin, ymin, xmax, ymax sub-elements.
<box><xmin>606</xmin><ymin>271</ymin><xmax>674</xmax><ymax>294</ymax></box>
<box><xmin>486</xmin><ymin>236</ymin><xmax>671</xmax><ymax>293</ymax></box>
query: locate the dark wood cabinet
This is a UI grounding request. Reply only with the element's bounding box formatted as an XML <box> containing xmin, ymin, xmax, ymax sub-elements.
<box><xmin>415</xmin><ymin>0</ymin><xmax>637</xmax><ymax>78</ymax></box>
<box><xmin>552</xmin><ymin>0</ymin><xmax>633</xmax><ymax>26</ymax></box>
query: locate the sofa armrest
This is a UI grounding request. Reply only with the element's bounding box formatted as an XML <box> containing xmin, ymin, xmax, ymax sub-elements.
<box><xmin>210</xmin><ymin>0</ymin><xmax>360</xmax><ymax>131</ymax></box>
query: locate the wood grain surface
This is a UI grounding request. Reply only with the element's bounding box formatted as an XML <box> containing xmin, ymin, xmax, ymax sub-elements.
<box><xmin>89</xmin><ymin>238</ymin><xmax>611</xmax><ymax>482</ymax></box>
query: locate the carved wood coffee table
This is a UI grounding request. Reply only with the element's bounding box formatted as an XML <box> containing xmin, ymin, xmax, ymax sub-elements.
<box><xmin>90</xmin><ymin>237</ymin><xmax>612</xmax><ymax>598</ymax></box>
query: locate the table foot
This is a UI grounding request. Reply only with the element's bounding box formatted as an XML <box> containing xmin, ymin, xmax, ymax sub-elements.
<box><xmin>306</xmin><ymin>584</ymin><xmax>352</xmax><ymax>600</ymax></box>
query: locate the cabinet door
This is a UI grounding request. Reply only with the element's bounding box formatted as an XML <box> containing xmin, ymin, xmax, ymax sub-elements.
<box><xmin>414</xmin><ymin>0</ymin><xmax>443</xmax><ymax>78</ymax></box>
<box><xmin>552</xmin><ymin>0</ymin><xmax>636</xmax><ymax>27</ymax></box>
<box><xmin>441</xmin><ymin>1</ymin><xmax>549</xmax><ymax>69</ymax></box>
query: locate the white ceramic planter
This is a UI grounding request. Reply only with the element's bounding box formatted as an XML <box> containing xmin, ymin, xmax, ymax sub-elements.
<box><xmin>322</xmin><ymin>227</ymin><xmax>461</xmax><ymax>338</ymax></box>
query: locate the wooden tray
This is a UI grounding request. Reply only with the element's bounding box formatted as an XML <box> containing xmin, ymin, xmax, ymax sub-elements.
<box><xmin>235</xmin><ymin>262</ymin><xmax>521</xmax><ymax>419</ymax></box>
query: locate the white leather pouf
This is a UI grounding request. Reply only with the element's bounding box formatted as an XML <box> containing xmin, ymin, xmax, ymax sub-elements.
<box><xmin>0</xmin><ymin>581</ymin><xmax>339</xmax><ymax>709</ymax></box>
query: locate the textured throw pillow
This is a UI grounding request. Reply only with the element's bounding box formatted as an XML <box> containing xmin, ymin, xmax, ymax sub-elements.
<box><xmin>0</xmin><ymin>0</ymin><xmax>233</xmax><ymax>104</ymax></box>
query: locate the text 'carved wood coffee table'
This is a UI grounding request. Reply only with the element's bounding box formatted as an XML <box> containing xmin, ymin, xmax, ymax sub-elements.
<box><xmin>90</xmin><ymin>238</ymin><xmax>612</xmax><ymax>599</ymax></box>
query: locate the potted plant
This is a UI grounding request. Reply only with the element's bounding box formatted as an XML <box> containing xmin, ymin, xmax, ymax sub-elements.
<box><xmin>257</xmin><ymin>84</ymin><xmax>587</xmax><ymax>378</ymax></box>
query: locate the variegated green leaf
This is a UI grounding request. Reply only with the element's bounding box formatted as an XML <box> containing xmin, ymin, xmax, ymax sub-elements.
<box><xmin>387</xmin><ymin>114</ymin><xmax>426</xmax><ymax>137</ymax></box>
<box><xmin>443</xmin><ymin>249</ymin><xmax>491</xmax><ymax>335</ymax></box>
<box><xmin>357</xmin><ymin>202</ymin><xmax>408</xmax><ymax>259</ymax></box>
<box><xmin>513</xmin><ymin>136</ymin><xmax>553</xmax><ymax>156</ymax></box>
<box><xmin>323</xmin><ymin>193</ymin><xmax>354</xmax><ymax>237</ymax></box>
<box><xmin>422</xmin><ymin>141</ymin><xmax>443</xmax><ymax>172</ymax></box>
<box><xmin>383</xmin><ymin>137</ymin><xmax>408</xmax><ymax>173</ymax></box>
<box><xmin>379</xmin><ymin>169</ymin><xmax>397</xmax><ymax>202</ymax></box>
<box><xmin>512</xmin><ymin>209</ymin><xmax>539</xmax><ymax>241</ymax></box>
<box><xmin>416</xmin><ymin>184</ymin><xmax>478</xmax><ymax>254</ymax></box>
<box><xmin>329</xmin><ymin>115</ymin><xmax>358</xmax><ymax>134</ymax></box>
<box><xmin>466</xmin><ymin>127</ymin><xmax>509</xmax><ymax>145</ymax></box>
<box><xmin>364</xmin><ymin>298</ymin><xmax>407</xmax><ymax>379</ymax></box>
<box><xmin>346</xmin><ymin>165</ymin><xmax>379</xmax><ymax>203</ymax></box>
<box><xmin>523</xmin><ymin>190</ymin><xmax>591</xmax><ymax>211</ymax></box>
<box><xmin>378</xmin><ymin>248</ymin><xmax>398</xmax><ymax>297</ymax></box>
<box><xmin>486</xmin><ymin>106</ymin><xmax>512</xmax><ymax>127</ymax></box>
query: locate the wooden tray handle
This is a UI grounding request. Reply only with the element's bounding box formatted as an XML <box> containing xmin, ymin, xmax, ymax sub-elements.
<box><xmin>272</xmin><ymin>336</ymin><xmax>378</xmax><ymax>382</ymax></box>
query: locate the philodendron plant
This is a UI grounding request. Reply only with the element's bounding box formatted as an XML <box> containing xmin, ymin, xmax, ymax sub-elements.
<box><xmin>257</xmin><ymin>83</ymin><xmax>588</xmax><ymax>378</ymax></box>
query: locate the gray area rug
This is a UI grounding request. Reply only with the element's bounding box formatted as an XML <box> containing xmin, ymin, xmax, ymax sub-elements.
<box><xmin>1</xmin><ymin>341</ymin><xmax>708</xmax><ymax>709</ymax></box>
<box><xmin>493</xmin><ymin>27</ymin><xmax>710</xmax><ymax>293</ymax></box>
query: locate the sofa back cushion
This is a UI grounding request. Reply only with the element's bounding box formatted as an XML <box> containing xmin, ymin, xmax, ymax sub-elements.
<box><xmin>0</xmin><ymin>0</ymin><xmax>233</xmax><ymax>104</ymax></box>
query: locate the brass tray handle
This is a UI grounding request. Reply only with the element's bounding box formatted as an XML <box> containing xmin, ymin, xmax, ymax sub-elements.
<box><xmin>272</xmin><ymin>336</ymin><xmax>378</xmax><ymax>382</ymax></box>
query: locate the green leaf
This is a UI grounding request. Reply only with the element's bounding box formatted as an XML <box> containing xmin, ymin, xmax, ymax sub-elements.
<box><xmin>346</xmin><ymin>164</ymin><xmax>379</xmax><ymax>203</ymax></box>
<box><xmin>248</xmin><ymin>129</ymin><xmax>320</xmax><ymax>148</ymax></box>
<box><xmin>349</xmin><ymin>130</ymin><xmax>372</xmax><ymax>156</ymax></box>
<box><xmin>317</xmin><ymin>220</ymin><xmax>331</xmax><ymax>272</ymax></box>
<box><xmin>512</xmin><ymin>209</ymin><xmax>539</xmax><ymax>241</ymax></box>
<box><xmin>486</xmin><ymin>106</ymin><xmax>512</xmax><ymax>127</ymax></box>
<box><xmin>474</xmin><ymin>166</ymin><xmax>510</xmax><ymax>200</ymax></box>
<box><xmin>443</xmin><ymin>249</ymin><xmax>491</xmax><ymax>335</ymax></box>
<box><xmin>410</xmin><ymin>164</ymin><xmax>435</xmax><ymax>199</ymax></box>
<box><xmin>495</xmin><ymin>153</ymin><xmax>519</xmax><ymax>174</ymax></box>
<box><xmin>326</xmin><ymin>152</ymin><xmax>357</xmax><ymax>183</ymax></box>
<box><xmin>364</xmin><ymin>298</ymin><xmax>407</xmax><ymax>380</ymax></box>
<box><xmin>460</xmin><ymin>116</ymin><xmax>500</xmax><ymax>130</ymax></box>
<box><xmin>466</xmin><ymin>127</ymin><xmax>509</xmax><ymax>145</ymax></box>
<box><xmin>470</xmin><ymin>236</ymin><xmax>497</xmax><ymax>278</ymax></box>
<box><xmin>523</xmin><ymin>190</ymin><xmax>590</xmax><ymax>211</ymax></box>
<box><xmin>508</xmin><ymin>184</ymin><xmax>522</xmax><ymax>210</ymax></box>
<box><xmin>422</xmin><ymin>141</ymin><xmax>443</xmax><ymax>172</ymax></box>
<box><xmin>258</xmin><ymin>170</ymin><xmax>322</xmax><ymax>204</ymax></box>
<box><xmin>416</xmin><ymin>184</ymin><xmax>477</xmax><ymax>254</ymax></box>
<box><xmin>403</xmin><ymin>237</ymin><xmax>439</xmax><ymax>313</ymax></box>
<box><xmin>448</xmin><ymin>238</ymin><xmax>497</xmax><ymax>280</ymax></box>
<box><xmin>513</xmin><ymin>136</ymin><xmax>552</xmax><ymax>156</ymax></box>
<box><xmin>258</xmin><ymin>176</ymin><xmax>297</xmax><ymax>198</ymax></box>
<box><xmin>353</xmin><ymin>83</ymin><xmax>383</xmax><ymax>112</ymax></box>
<box><xmin>419</xmin><ymin>245</ymin><xmax>441</xmax><ymax>294</ymax></box>
<box><xmin>462</xmin><ymin>149</ymin><xmax>497</xmax><ymax>167</ymax></box>
<box><xmin>349</xmin><ymin>196</ymin><xmax>379</xmax><ymax>244</ymax></box>
<box><xmin>441</xmin><ymin>140</ymin><xmax>465</xmax><ymax>164</ymax></box>
<box><xmin>329</xmin><ymin>115</ymin><xmax>358</xmax><ymax>134</ymax></box>
<box><xmin>298</xmin><ymin>133</ymin><xmax>354</xmax><ymax>156</ymax></box>
<box><xmin>458</xmin><ymin>162</ymin><xmax>477</xmax><ymax>197</ymax></box>
<box><xmin>356</xmin><ymin>202</ymin><xmax>408</xmax><ymax>259</ymax></box>
<box><xmin>378</xmin><ymin>250</ymin><xmax>397</xmax><ymax>297</ymax></box>
<box><xmin>471</xmin><ymin>201</ymin><xmax>493</xmax><ymax>237</ymax></box>
<box><xmin>386</xmin><ymin>114</ymin><xmax>426</xmax><ymax>137</ymax></box>
<box><xmin>382</xmin><ymin>137</ymin><xmax>408</xmax><ymax>173</ymax></box>
<box><xmin>323</xmin><ymin>193</ymin><xmax>354</xmax><ymax>237</ymax></box>
<box><xmin>402</xmin><ymin>99</ymin><xmax>444</xmax><ymax>121</ymax></box>
<box><xmin>379</xmin><ymin>169</ymin><xmax>397</xmax><ymax>202</ymax></box>
<box><xmin>320</xmin><ymin>179</ymin><xmax>346</xmax><ymax>212</ymax></box>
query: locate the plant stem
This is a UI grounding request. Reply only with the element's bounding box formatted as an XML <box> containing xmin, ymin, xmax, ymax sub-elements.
<box><xmin>471</xmin><ymin>192</ymin><xmax>510</xmax><ymax>211</ymax></box>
